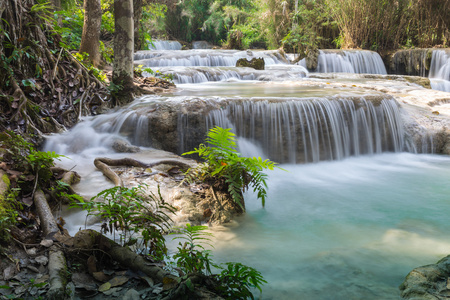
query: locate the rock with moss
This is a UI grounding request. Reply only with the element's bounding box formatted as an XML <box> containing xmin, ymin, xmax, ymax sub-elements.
<box><xmin>236</xmin><ymin>57</ymin><xmax>265</xmax><ymax>70</ymax></box>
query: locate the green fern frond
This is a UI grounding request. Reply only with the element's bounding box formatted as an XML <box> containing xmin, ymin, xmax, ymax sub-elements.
<box><xmin>182</xmin><ymin>126</ymin><xmax>284</xmax><ymax>208</ymax></box>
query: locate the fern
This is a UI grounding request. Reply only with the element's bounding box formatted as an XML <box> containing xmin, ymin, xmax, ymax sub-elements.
<box><xmin>183</xmin><ymin>126</ymin><xmax>282</xmax><ymax>208</ymax></box>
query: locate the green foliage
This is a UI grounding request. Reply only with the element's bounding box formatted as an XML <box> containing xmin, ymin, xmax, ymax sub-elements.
<box><xmin>73</xmin><ymin>185</ymin><xmax>175</xmax><ymax>259</ymax></box>
<box><xmin>216</xmin><ymin>262</ymin><xmax>267</xmax><ymax>300</ymax></box>
<box><xmin>171</xmin><ymin>224</ymin><xmax>266</xmax><ymax>299</ymax></box>
<box><xmin>0</xmin><ymin>188</ymin><xmax>21</xmax><ymax>243</ymax></box>
<box><xmin>0</xmin><ymin>132</ymin><xmax>64</xmax><ymax>242</ymax></box>
<box><xmin>72</xmin><ymin>52</ymin><xmax>107</xmax><ymax>82</ymax></box>
<box><xmin>183</xmin><ymin>127</ymin><xmax>279</xmax><ymax>208</ymax></box>
<box><xmin>134</xmin><ymin>65</ymin><xmax>174</xmax><ymax>82</ymax></box>
<box><xmin>52</xmin><ymin>8</ymin><xmax>84</xmax><ymax>50</ymax></box>
<box><xmin>139</xmin><ymin>3</ymin><xmax>168</xmax><ymax>49</ymax></box>
<box><xmin>107</xmin><ymin>82</ymin><xmax>123</xmax><ymax>96</ymax></box>
<box><xmin>172</xmin><ymin>223</ymin><xmax>216</xmax><ymax>275</ymax></box>
<box><xmin>27</xmin><ymin>150</ymin><xmax>64</xmax><ymax>184</ymax></box>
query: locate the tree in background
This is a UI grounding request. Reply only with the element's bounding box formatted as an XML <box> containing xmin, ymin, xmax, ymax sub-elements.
<box><xmin>79</xmin><ymin>0</ymin><xmax>102</xmax><ymax>66</ymax></box>
<box><xmin>408</xmin><ymin>0</ymin><xmax>450</xmax><ymax>48</ymax></box>
<box><xmin>112</xmin><ymin>0</ymin><xmax>135</xmax><ymax>105</ymax></box>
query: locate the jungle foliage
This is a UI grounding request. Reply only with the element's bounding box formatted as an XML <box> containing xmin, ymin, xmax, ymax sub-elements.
<box><xmin>157</xmin><ymin>0</ymin><xmax>449</xmax><ymax>52</ymax></box>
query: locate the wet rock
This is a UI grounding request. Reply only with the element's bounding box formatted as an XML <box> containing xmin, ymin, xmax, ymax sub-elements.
<box><xmin>400</xmin><ymin>255</ymin><xmax>450</xmax><ymax>299</ymax></box>
<box><xmin>236</xmin><ymin>57</ymin><xmax>265</xmax><ymax>70</ymax></box>
<box><xmin>384</xmin><ymin>48</ymin><xmax>434</xmax><ymax>76</ymax></box>
<box><xmin>305</xmin><ymin>47</ymin><xmax>319</xmax><ymax>71</ymax></box>
<box><xmin>112</xmin><ymin>139</ymin><xmax>140</xmax><ymax>153</ymax></box>
<box><xmin>404</xmin><ymin>76</ymin><xmax>431</xmax><ymax>89</ymax></box>
<box><xmin>192</xmin><ymin>41</ymin><xmax>213</xmax><ymax>49</ymax></box>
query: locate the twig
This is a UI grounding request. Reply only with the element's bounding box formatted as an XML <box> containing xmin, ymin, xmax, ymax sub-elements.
<box><xmin>52</xmin><ymin>47</ymin><xmax>63</xmax><ymax>80</ymax></box>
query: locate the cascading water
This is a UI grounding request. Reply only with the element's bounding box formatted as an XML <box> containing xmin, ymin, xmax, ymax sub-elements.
<box><xmin>154</xmin><ymin>65</ymin><xmax>308</xmax><ymax>84</ymax></box>
<box><xmin>44</xmin><ymin>46</ymin><xmax>450</xmax><ymax>299</ymax></box>
<box><xmin>300</xmin><ymin>50</ymin><xmax>387</xmax><ymax>74</ymax></box>
<box><xmin>134</xmin><ymin>49</ymin><xmax>287</xmax><ymax>67</ymax></box>
<box><xmin>429</xmin><ymin>50</ymin><xmax>450</xmax><ymax>92</ymax></box>
<box><xmin>202</xmin><ymin>97</ymin><xmax>405</xmax><ymax>163</ymax></box>
<box><xmin>148</xmin><ymin>40</ymin><xmax>182</xmax><ymax>51</ymax></box>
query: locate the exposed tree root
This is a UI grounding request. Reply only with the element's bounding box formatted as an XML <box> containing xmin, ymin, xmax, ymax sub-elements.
<box><xmin>34</xmin><ymin>189</ymin><xmax>59</xmax><ymax>238</ymax></box>
<box><xmin>33</xmin><ymin>188</ymin><xmax>69</xmax><ymax>299</ymax></box>
<box><xmin>73</xmin><ymin>229</ymin><xmax>178</xmax><ymax>284</ymax></box>
<box><xmin>0</xmin><ymin>0</ymin><xmax>111</xmax><ymax>139</ymax></box>
<box><xmin>94</xmin><ymin>157</ymin><xmax>191</xmax><ymax>186</ymax></box>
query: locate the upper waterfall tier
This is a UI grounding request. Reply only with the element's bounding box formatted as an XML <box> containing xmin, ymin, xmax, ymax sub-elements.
<box><xmin>45</xmin><ymin>92</ymin><xmax>415</xmax><ymax>164</ymax></box>
<box><xmin>429</xmin><ymin>50</ymin><xmax>450</xmax><ymax>92</ymax></box>
<box><xmin>134</xmin><ymin>49</ymin><xmax>289</xmax><ymax>67</ymax></box>
<box><xmin>300</xmin><ymin>50</ymin><xmax>387</xmax><ymax>74</ymax></box>
<box><xmin>148</xmin><ymin>40</ymin><xmax>182</xmax><ymax>51</ymax></box>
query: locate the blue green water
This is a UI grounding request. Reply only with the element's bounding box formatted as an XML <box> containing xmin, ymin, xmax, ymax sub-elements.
<box><xmin>209</xmin><ymin>153</ymin><xmax>450</xmax><ymax>299</ymax></box>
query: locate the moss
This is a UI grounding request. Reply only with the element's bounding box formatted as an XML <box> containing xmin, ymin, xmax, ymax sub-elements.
<box><xmin>2</xmin><ymin>173</ymin><xmax>10</xmax><ymax>188</ymax></box>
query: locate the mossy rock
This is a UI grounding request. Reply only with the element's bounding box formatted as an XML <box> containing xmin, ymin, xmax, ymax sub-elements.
<box><xmin>236</xmin><ymin>57</ymin><xmax>265</xmax><ymax>70</ymax></box>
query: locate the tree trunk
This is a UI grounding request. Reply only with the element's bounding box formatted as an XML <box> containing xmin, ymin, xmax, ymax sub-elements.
<box><xmin>113</xmin><ymin>0</ymin><xmax>135</xmax><ymax>105</ymax></box>
<box><xmin>79</xmin><ymin>0</ymin><xmax>102</xmax><ymax>67</ymax></box>
<box><xmin>134</xmin><ymin>0</ymin><xmax>143</xmax><ymax>50</ymax></box>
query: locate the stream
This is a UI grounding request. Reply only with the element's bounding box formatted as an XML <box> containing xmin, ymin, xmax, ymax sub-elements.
<box><xmin>44</xmin><ymin>47</ymin><xmax>450</xmax><ymax>299</ymax></box>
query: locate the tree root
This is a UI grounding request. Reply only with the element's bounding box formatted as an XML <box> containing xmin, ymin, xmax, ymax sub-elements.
<box><xmin>93</xmin><ymin>157</ymin><xmax>192</xmax><ymax>187</ymax></box>
<box><xmin>34</xmin><ymin>188</ymin><xmax>69</xmax><ymax>300</ymax></box>
<box><xmin>73</xmin><ymin>229</ymin><xmax>178</xmax><ymax>284</ymax></box>
<box><xmin>34</xmin><ymin>189</ymin><xmax>59</xmax><ymax>237</ymax></box>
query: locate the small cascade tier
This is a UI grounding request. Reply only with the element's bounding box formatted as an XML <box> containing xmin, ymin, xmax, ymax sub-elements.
<box><xmin>301</xmin><ymin>50</ymin><xmax>387</xmax><ymax>74</ymax></box>
<box><xmin>134</xmin><ymin>49</ymin><xmax>289</xmax><ymax>67</ymax></box>
<box><xmin>155</xmin><ymin>65</ymin><xmax>308</xmax><ymax>84</ymax></box>
<box><xmin>201</xmin><ymin>97</ymin><xmax>405</xmax><ymax>163</ymax></box>
<box><xmin>429</xmin><ymin>50</ymin><xmax>450</xmax><ymax>92</ymax></box>
<box><xmin>148</xmin><ymin>40</ymin><xmax>182</xmax><ymax>50</ymax></box>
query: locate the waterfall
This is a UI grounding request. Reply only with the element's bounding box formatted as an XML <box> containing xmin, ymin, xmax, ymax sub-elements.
<box><xmin>429</xmin><ymin>50</ymin><xmax>450</xmax><ymax>92</ymax></box>
<box><xmin>148</xmin><ymin>40</ymin><xmax>182</xmax><ymax>51</ymax></box>
<box><xmin>134</xmin><ymin>50</ymin><xmax>287</xmax><ymax>67</ymax></box>
<box><xmin>179</xmin><ymin>96</ymin><xmax>406</xmax><ymax>163</ymax></box>
<box><xmin>156</xmin><ymin>66</ymin><xmax>308</xmax><ymax>84</ymax></box>
<box><xmin>302</xmin><ymin>50</ymin><xmax>387</xmax><ymax>74</ymax></box>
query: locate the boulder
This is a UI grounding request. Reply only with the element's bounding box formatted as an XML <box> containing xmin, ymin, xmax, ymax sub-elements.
<box><xmin>400</xmin><ymin>255</ymin><xmax>450</xmax><ymax>299</ymax></box>
<box><xmin>305</xmin><ymin>47</ymin><xmax>320</xmax><ymax>71</ymax></box>
<box><xmin>236</xmin><ymin>57</ymin><xmax>265</xmax><ymax>70</ymax></box>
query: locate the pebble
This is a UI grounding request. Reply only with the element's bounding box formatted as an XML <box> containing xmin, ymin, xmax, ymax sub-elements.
<box><xmin>35</xmin><ymin>256</ymin><xmax>48</xmax><ymax>266</ymax></box>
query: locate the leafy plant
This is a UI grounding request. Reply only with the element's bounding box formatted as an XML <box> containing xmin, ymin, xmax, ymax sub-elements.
<box><xmin>183</xmin><ymin>126</ymin><xmax>279</xmax><ymax>208</ymax></box>
<box><xmin>134</xmin><ymin>65</ymin><xmax>174</xmax><ymax>82</ymax></box>
<box><xmin>73</xmin><ymin>185</ymin><xmax>175</xmax><ymax>259</ymax></box>
<box><xmin>215</xmin><ymin>262</ymin><xmax>267</xmax><ymax>300</ymax></box>
<box><xmin>172</xmin><ymin>223</ymin><xmax>216</xmax><ymax>275</ymax></box>
<box><xmin>171</xmin><ymin>224</ymin><xmax>267</xmax><ymax>299</ymax></box>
